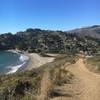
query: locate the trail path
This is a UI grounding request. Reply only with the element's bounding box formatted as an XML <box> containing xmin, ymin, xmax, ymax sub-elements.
<box><xmin>51</xmin><ymin>59</ymin><xmax>100</xmax><ymax>100</ymax></box>
<box><xmin>37</xmin><ymin>71</ymin><xmax>52</xmax><ymax>100</ymax></box>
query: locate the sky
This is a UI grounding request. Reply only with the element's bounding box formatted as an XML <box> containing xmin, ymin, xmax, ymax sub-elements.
<box><xmin>0</xmin><ymin>0</ymin><xmax>100</xmax><ymax>33</ymax></box>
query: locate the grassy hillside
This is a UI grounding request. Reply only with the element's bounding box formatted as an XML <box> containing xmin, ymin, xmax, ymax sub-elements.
<box><xmin>86</xmin><ymin>55</ymin><xmax>100</xmax><ymax>73</ymax></box>
<box><xmin>0</xmin><ymin>54</ymin><xmax>77</xmax><ymax>100</ymax></box>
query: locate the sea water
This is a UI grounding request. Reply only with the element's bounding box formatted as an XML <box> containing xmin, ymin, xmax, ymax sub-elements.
<box><xmin>0</xmin><ymin>51</ymin><xmax>29</xmax><ymax>74</ymax></box>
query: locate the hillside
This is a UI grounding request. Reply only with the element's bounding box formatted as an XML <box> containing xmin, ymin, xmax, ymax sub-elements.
<box><xmin>0</xmin><ymin>54</ymin><xmax>76</xmax><ymax>100</ymax></box>
<box><xmin>0</xmin><ymin>54</ymin><xmax>100</xmax><ymax>100</ymax></box>
<box><xmin>0</xmin><ymin>27</ymin><xmax>100</xmax><ymax>55</ymax></box>
<box><xmin>68</xmin><ymin>25</ymin><xmax>100</xmax><ymax>39</ymax></box>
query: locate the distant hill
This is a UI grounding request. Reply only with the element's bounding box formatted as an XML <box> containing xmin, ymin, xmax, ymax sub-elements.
<box><xmin>68</xmin><ymin>25</ymin><xmax>100</xmax><ymax>39</ymax></box>
<box><xmin>0</xmin><ymin>26</ymin><xmax>100</xmax><ymax>55</ymax></box>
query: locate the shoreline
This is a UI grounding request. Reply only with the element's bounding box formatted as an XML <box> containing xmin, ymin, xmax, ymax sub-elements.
<box><xmin>6</xmin><ymin>49</ymin><xmax>21</xmax><ymax>55</ymax></box>
<box><xmin>4</xmin><ymin>50</ymin><xmax>55</xmax><ymax>74</ymax></box>
<box><xmin>5</xmin><ymin>49</ymin><xmax>30</xmax><ymax>74</ymax></box>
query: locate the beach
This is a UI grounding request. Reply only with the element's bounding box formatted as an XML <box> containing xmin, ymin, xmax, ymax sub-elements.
<box><xmin>5</xmin><ymin>50</ymin><xmax>29</xmax><ymax>74</ymax></box>
<box><xmin>25</xmin><ymin>53</ymin><xmax>55</xmax><ymax>70</ymax></box>
<box><xmin>5</xmin><ymin>50</ymin><xmax>55</xmax><ymax>73</ymax></box>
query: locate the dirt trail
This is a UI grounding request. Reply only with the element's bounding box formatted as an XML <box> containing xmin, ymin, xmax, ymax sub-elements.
<box><xmin>37</xmin><ymin>71</ymin><xmax>52</xmax><ymax>100</ymax></box>
<box><xmin>65</xmin><ymin>59</ymin><xmax>100</xmax><ymax>100</ymax></box>
<box><xmin>38</xmin><ymin>58</ymin><xmax>100</xmax><ymax>100</ymax></box>
<box><xmin>50</xmin><ymin>59</ymin><xmax>100</xmax><ymax>100</ymax></box>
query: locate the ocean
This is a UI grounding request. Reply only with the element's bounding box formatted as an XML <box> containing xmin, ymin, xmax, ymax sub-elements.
<box><xmin>0</xmin><ymin>51</ymin><xmax>29</xmax><ymax>74</ymax></box>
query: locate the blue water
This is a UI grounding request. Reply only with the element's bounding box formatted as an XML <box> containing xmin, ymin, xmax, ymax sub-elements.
<box><xmin>0</xmin><ymin>51</ymin><xmax>21</xmax><ymax>74</ymax></box>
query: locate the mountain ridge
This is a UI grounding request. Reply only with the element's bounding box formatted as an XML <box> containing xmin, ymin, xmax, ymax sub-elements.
<box><xmin>67</xmin><ymin>25</ymin><xmax>100</xmax><ymax>39</ymax></box>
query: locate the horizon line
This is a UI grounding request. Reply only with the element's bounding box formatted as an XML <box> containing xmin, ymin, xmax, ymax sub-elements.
<box><xmin>0</xmin><ymin>24</ymin><xmax>100</xmax><ymax>34</ymax></box>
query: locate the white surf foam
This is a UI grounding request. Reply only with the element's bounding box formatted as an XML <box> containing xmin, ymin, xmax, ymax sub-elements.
<box><xmin>6</xmin><ymin>62</ymin><xmax>26</xmax><ymax>74</ymax></box>
<box><xmin>19</xmin><ymin>54</ymin><xmax>29</xmax><ymax>62</ymax></box>
<box><xmin>6</xmin><ymin>54</ymin><xmax>29</xmax><ymax>74</ymax></box>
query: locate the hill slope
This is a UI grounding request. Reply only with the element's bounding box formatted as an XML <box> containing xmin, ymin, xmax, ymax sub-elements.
<box><xmin>0</xmin><ymin>27</ymin><xmax>100</xmax><ymax>55</ymax></box>
<box><xmin>68</xmin><ymin>25</ymin><xmax>100</xmax><ymax>39</ymax></box>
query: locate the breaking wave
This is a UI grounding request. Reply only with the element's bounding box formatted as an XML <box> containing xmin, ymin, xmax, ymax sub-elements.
<box><xmin>6</xmin><ymin>54</ymin><xmax>29</xmax><ymax>74</ymax></box>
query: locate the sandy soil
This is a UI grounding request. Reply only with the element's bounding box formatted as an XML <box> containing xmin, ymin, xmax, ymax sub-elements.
<box><xmin>66</xmin><ymin>59</ymin><xmax>100</xmax><ymax>100</ymax></box>
<box><xmin>37</xmin><ymin>71</ymin><xmax>52</xmax><ymax>100</ymax></box>
<box><xmin>50</xmin><ymin>59</ymin><xmax>100</xmax><ymax>100</ymax></box>
<box><xmin>26</xmin><ymin>53</ymin><xmax>54</xmax><ymax>70</ymax></box>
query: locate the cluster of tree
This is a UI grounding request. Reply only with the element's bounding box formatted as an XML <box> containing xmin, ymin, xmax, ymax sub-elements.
<box><xmin>0</xmin><ymin>28</ymin><xmax>100</xmax><ymax>55</ymax></box>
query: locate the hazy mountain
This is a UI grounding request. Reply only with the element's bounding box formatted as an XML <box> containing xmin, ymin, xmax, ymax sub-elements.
<box><xmin>68</xmin><ymin>25</ymin><xmax>100</xmax><ymax>39</ymax></box>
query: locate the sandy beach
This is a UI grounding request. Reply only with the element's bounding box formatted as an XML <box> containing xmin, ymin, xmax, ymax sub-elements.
<box><xmin>5</xmin><ymin>50</ymin><xmax>55</xmax><ymax>73</ymax></box>
<box><xmin>25</xmin><ymin>53</ymin><xmax>55</xmax><ymax>70</ymax></box>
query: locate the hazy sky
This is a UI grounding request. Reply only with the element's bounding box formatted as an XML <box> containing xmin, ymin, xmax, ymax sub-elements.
<box><xmin>0</xmin><ymin>0</ymin><xmax>100</xmax><ymax>33</ymax></box>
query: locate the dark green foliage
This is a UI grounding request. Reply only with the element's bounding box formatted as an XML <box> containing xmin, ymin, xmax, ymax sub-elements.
<box><xmin>0</xmin><ymin>28</ymin><xmax>99</xmax><ymax>55</ymax></box>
